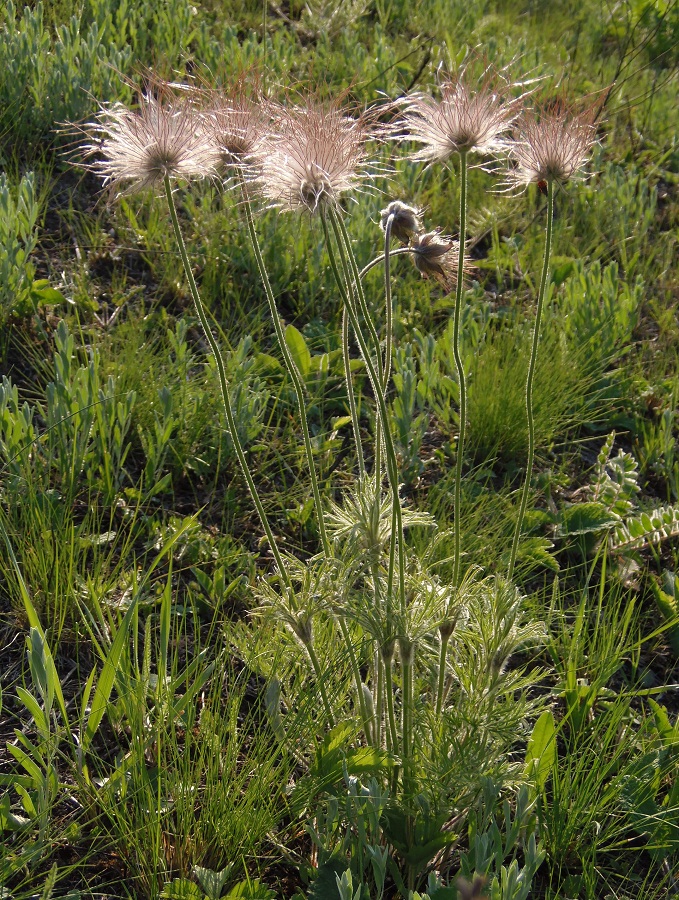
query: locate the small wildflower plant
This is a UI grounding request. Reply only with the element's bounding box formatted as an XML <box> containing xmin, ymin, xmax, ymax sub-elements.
<box><xmin>74</xmin><ymin>63</ymin><xmax>599</xmax><ymax>895</ymax></box>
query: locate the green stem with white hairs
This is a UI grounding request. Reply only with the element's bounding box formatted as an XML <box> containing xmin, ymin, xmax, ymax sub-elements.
<box><xmin>342</xmin><ymin>305</ymin><xmax>366</xmax><ymax>479</ymax></box>
<box><xmin>373</xmin><ymin>211</ymin><xmax>395</xmax><ymax>491</ymax></box>
<box><xmin>238</xmin><ymin>174</ymin><xmax>330</xmax><ymax>557</ymax></box>
<box><xmin>508</xmin><ymin>178</ymin><xmax>555</xmax><ymax>581</ymax></box>
<box><xmin>163</xmin><ymin>175</ymin><xmax>286</xmax><ymax>582</ymax></box>
<box><xmin>323</xmin><ymin>208</ymin><xmax>406</xmax><ymax>622</ymax></box>
<box><xmin>238</xmin><ymin>177</ymin><xmax>375</xmax><ymax>739</ymax></box>
<box><xmin>452</xmin><ymin>149</ymin><xmax>468</xmax><ymax>589</ymax></box>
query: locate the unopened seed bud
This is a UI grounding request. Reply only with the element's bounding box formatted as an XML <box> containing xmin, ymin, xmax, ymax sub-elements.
<box><xmin>439</xmin><ymin>616</ymin><xmax>458</xmax><ymax>640</ymax></box>
<box><xmin>398</xmin><ymin>635</ymin><xmax>416</xmax><ymax>666</ymax></box>
<box><xmin>380</xmin><ymin>200</ymin><xmax>423</xmax><ymax>245</ymax></box>
<box><xmin>291</xmin><ymin>615</ymin><xmax>313</xmax><ymax>646</ymax></box>
<box><xmin>381</xmin><ymin>639</ymin><xmax>396</xmax><ymax>663</ymax></box>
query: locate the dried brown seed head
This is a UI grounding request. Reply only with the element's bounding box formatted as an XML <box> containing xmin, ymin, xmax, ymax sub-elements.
<box><xmin>411</xmin><ymin>229</ymin><xmax>461</xmax><ymax>290</ymax></box>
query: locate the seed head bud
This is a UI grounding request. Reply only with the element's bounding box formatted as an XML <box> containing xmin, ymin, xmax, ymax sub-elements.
<box><xmin>398</xmin><ymin>635</ymin><xmax>416</xmax><ymax>666</ymax></box>
<box><xmin>439</xmin><ymin>616</ymin><xmax>458</xmax><ymax>640</ymax></box>
<box><xmin>291</xmin><ymin>615</ymin><xmax>314</xmax><ymax>646</ymax></box>
<box><xmin>411</xmin><ymin>229</ymin><xmax>461</xmax><ymax>291</ymax></box>
<box><xmin>380</xmin><ymin>639</ymin><xmax>396</xmax><ymax>664</ymax></box>
<box><xmin>380</xmin><ymin>200</ymin><xmax>422</xmax><ymax>244</ymax></box>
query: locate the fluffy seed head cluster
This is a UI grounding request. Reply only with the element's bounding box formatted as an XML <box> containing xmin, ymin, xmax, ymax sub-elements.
<box><xmin>508</xmin><ymin>99</ymin><xmax>598</xmax><ymax>187</ymax></box>
<box><xmin>81</xmin><ymin>82</ymin><xmax>219</xmax><ymax>192</ymax></box>
<box><xmin>380</xmin><ymin>200</ymin><xmax>422</xmax><ymax>244</ymax></box>
<box><xmin>250</xmin><ymin>100</ymin><xmax>375</xmax><ymax>214</ymax></box>
<box><xmin>402</xmin><ymin>63</ymin><xmax>520</xmax><ymax>162</ymax></box>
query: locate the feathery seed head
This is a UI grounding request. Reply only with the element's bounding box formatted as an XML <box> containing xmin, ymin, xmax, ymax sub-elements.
<box><xmin>200</xmin><ymin>74</ymin><xmax>272</xmax><ymax>174</ymax></box>
<box><xmin>380</xmin><ymin>200</ymin><xmax>423</xmax><ymax>244</ymax></box>
<box><xmin>402</xmin><ymin>61</ymin><xmax>521</xmax><ymax>162</ymax></box>
<box><xmin>250</xmin><ymin>99</ymin><xmax>376</xmax><ymax>214</ymax></box>
<box><xmin>508</xmin><ymin>98</ymin><xmax>598</xmax><ymax>188</ymax></box>
<box><xmin>411</xmin><ymin>229</ymin><xmax>461</xmax><ymax>290</ymax></box>
<box><xmin>79</xmin><ymin>80</ymin><xmax>219</xmax><ymax>192</ymax></box>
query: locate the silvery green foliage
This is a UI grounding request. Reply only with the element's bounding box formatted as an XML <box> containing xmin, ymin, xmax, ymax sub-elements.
<box><xmin>0</xmin><ymin>376</ymin><xmax>35</xmax><ymax>489</ymax></box>
<box><xmin>560</xmin><ymin>260</ymin><xmax>642</xmax><ymax>364</ymax></box>
<box><xmin>0</xmin><ymin>172</ymin><xmax>40</xmax><ymax>322</ymax></box>
<box><xmin>592</xmin><ymin>431</ymin><xmax>640</xmax><ymax>517</ymax></box>
<box><xmin>457</xmin><ymin>783</ymin><xmax>545</xmax><ymax>900</ymax></box>
<box><xmin>38</xmin><ymin>321</ymin><xmax>136</xmax><ymax>499</ymax></box>
<box><xmin>307</xmin><ymin>771</ymin><xmax>390</xmax><ymax>900</ymax></box>
<box><xmin>0</xmin><ymin>2</ymin><xmax>130</xmax><ymax>144</ymax></box>
<box><xmin>586</xmin><ymin>432</ymin><xmax>679</xmax><ymax>552</ymax></box>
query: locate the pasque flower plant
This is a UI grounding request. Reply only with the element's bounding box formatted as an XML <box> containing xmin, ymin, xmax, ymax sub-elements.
<box><xmin>75</xmin><ymin>65</ymin><xmax>599</xmax><ymax>894</ymax></box>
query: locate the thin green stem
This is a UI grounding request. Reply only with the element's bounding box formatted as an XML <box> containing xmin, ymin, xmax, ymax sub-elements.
<box><xmin>338</xmin><ymin>615</ymin><xmax>373</xmax><ymax>744</ymax></box>
<box><xmin>323</xmin><ymin>209</ymin><xmax>406</xmax><ymax>619</ymax></box>
<box><xmin>239</xmin><ymin>176</ymin><xmax>330</xmax><ymax>556</ymax></box>
<box><xmin>383</xmin><ymin>655</ymin><xmax>399</xmax><ymax>754</ymax></box>
<box><xmin>374</xmin><ymin>213</ymin><xmax>394</xmax><ymax>490</ymax></box>
<box><xmin>163</xmin><ymin>176</ymin><xmax>287</xmax><ymax>584</ymax></box>
<box><xmin>358</xmin><ymin>246</ymin><xmax>414</xmax><ymax>280</ymax></box>
<box><xmin>342</xmin><ymin>306</ymin><xmax>366</xmax><ymax>478</ymax></box>
<box><xmin>508</xmin><ymin>178</ymin><xmax>555</xmax><ymax>581</ymax></box>
<box><xmin>335</xmin><ymin>214</ymin><xmax>382</xmax><ymax>370</ymax></box>
<box><xmin>452</xmin><ymin>150</ymin><xmax>468</xmax><ymax>588</ymax></box>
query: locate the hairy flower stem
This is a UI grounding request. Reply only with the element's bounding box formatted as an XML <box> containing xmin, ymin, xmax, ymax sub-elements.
<box><xmin>452</xmin><ymin>149</ymin><xmax>468</xmax><ymax>589</ymax></box>
<box><xmin>508</xmin><ymin>178</ymin><xmax>555</xmax><ymax>581</ymax></box>
<box><xmin>238</xmin><ymin>181</ymin><xmax>372</xmax><ymax>738</ymax></box>
<box><xmin>373</xmin><ymin>212</ymin><xmax>395</xmax><ymax>490</ymax></box>
<box><xmin>383</xmin><ymin>655</ymin><xmax>400</xmax><ymax>754</ymax></box>
<box><xmin>323</xmin><ymin>209</ymin><xmax>406</xmax><ymax>620</ymax></box>
<box><xmin>342</xmin><ymin>307</ymin><xmax>366</xmax><ymax>478</ymax></box>
<box><xmin>238</xmin><ymin>176</ymin><xmax>330</xmax><ymax>556</ymax></box>
<box><xmin>359</xmin><ymin>246</ymin><xmax>414</xmax><ymax>280</ymax></box>
<box><xmin>163</xmin><ymin>176</ymin><xmax>286</xmax><ymax>582</ymax></box>
<box><xmin>305</xmin><ymin>640</ymin><xmax>335</xmax><ymax>728</ymax></box>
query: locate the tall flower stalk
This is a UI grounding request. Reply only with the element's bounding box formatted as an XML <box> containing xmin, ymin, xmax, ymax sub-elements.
<box><xmin>507</xmin><ymin>179</ymin><xmax>554</xmax><ymax>580</ymax></box>
<box><xmin>506</xmin><ymin>101</ymin><xmax>597</xmax><ymax>579</ymax></box>
<box><xmin>402</xmin><ymin>62</ymin><xmax>521</xmax><ymax>591</ymax></box>
<box><xmin>402</xmin><ymin>61</ymin><xmax>521</xmax><ymax>722</ymax></box>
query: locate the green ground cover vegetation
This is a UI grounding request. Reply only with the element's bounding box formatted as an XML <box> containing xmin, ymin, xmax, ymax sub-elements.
<box><xmin>0</xmin><ymin>0</ymin><xmax>678</xmax><ymax>898</ymax></box>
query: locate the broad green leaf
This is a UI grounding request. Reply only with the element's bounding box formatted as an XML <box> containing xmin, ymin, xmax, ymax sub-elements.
<box><xmin>524</xmin><ymin>710</ymin><xmax>556</xmax><ymax>790</ymax></box>
<box><xmin>285</xmin><ymin>324</ymin><xmax>311</xmax><ymax>377</ymax></box>
<box><xmin>193</xmin><ymin>865</ymin><xmax>233</xmax><ymax>900</ymax></box>
<box><xmin>224</xmin><ymin>879</ymin><xmax>275</xmax><ymax>899</ymax></box>
<box><xmin>160</xmin><ymin>878</ymin><xmax>204</xmax><ymax>899</ymax></box>
<box><xmin>557</xmin><ymin>502</ymin><xmax>617</xmax><ymax>536</ymax></box>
